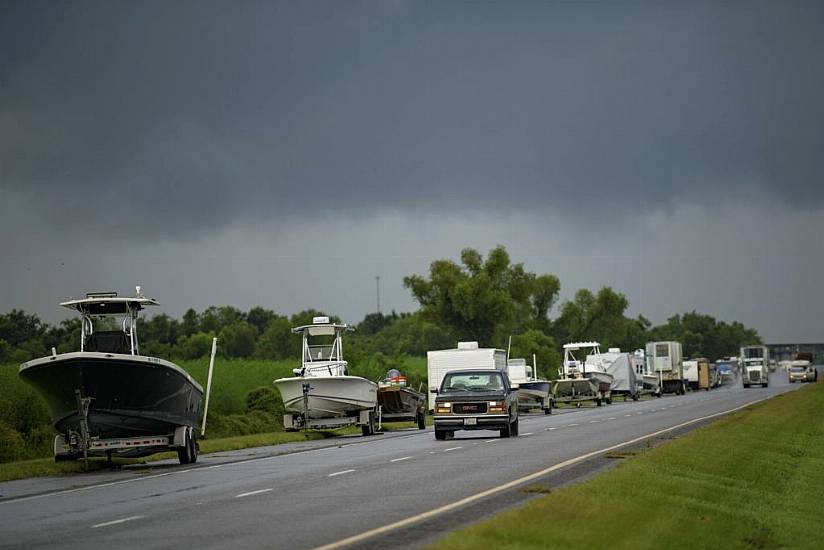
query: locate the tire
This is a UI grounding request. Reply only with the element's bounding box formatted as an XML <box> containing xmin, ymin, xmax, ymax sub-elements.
<box><xmin>177</xmin><ymin>429</ymin><xmax>193</xmax><ymax>464</ymax></box>
<box><xmin>510</xmin><ymin>416</ymin><xmax>519</xmax><ymax>437</ymax></box>
<box><xmin>361</xmin><ymin>411</ymin><xmax>375</xmax><ymax>436</ymax></box>
<box><xmin>744</xmin><ymin>384</ymin><xmax>750</xmax><ymax>389</ymax></box>
<box><xmin>416</xmin><ymin>411</ymin><xmax>426</xmax><ymax>430</ymax></box>
<box><xmin>605</xmin><ymin>397</ymin><xmax>612</xmax><ymax>405</ymax></box>
<box><xmin>189</xmin><ymin>432</ymin><xmax>198</xmax><ymax>464</ymax></box>
<box><xmin>596</xmin><ymin>398</ymin><xmax>602</xmax><ymax>407</ymax></box>
<box><xmin>500</xmin><ymin>418</ymin><xmax>512</xmax><ymax>438</ymax></box>
<box><xmin>435</xmin><ymin>429</ymin><xmax>447</xmax><ymax>440</ymax></box>
<box><xmin>632</xmin><ymin>394</ymin><xmax>639</xmax><ymax>402</ymax></box>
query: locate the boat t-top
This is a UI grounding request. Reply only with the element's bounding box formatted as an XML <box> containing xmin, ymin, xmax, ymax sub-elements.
<box><xmin>274</xmin><ymin>317</ymin><xmax>378</xmax><ymax>435</ymax></box>
<box><xmin>18</xmin><ymin>288</ymin><xmax>203</xmax><ymax>463</ymax></box>
<box><xmin>551</xmin><ymin>341</ymin><xmax>614</xmax><ymax>407</ymax></box>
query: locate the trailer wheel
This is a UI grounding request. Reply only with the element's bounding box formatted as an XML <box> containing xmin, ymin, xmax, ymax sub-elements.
<box><xmin>416</xmin><ymin>411</ymin><xmax>426</xmax><ymax>430</ymax></box>
<box><xmin>189</xmin><ymin>432</ymin><xmax>198</xmax><ymax>464</ymax></box>
<box><xmin>605</xmin><ymin>397</ymin><xmax>612</xmax><ymax>405</ymax></box>
<box><xmin>177</xmin><ymin>428</ymin><xmax>193</xmax><ymax>464</ymax></box>
<box><xmin>434</xmin><ymin>429</ymin><xmax>447</xmax><ymax>440</ymax></box>
<box><xmin>632</xmin><ymin>394</ymin><xmax>639</xmax><ymax>402</ymax></box>
<box><xmin>595</xmin><ymin>398</ymin><xmax>602</xmax><ymax>407</ymax></box>
<box><xmin>361</xmin><ymin>411</ymin><xmax>376</xmax><ymax>436</ymax></box>
<box><xmin>543</xmin><ymin>400</ymin><xmax>552</xmax><ymax>415</ymax></box>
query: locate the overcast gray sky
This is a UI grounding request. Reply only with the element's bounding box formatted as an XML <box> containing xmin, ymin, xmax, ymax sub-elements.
<box><xmin>1</xmin><ymin>1</ymin><xmax>822</xmax><ymax>343</ymax></box>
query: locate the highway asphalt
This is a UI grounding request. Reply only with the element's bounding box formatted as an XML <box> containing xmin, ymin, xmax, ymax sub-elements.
<box><xmin>0</xmin><ymin>374</ymin><xmax>805</xmax><ymax>550</ymax></box>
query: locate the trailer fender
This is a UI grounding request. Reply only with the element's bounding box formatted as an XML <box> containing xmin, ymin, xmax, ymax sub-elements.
<box><xmin>173</xmin><ymin>425</ymin><xmax>189</xmax><ymax>447</ymax></box>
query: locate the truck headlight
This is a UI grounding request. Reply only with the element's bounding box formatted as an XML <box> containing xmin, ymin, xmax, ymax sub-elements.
<box><xmin>435</xmin><ymin>402</ymin><xmax>452</xmax><ymax>414</ymax></box>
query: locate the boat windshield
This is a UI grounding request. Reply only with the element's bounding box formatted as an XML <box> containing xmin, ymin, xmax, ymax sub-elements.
<box><xmin>305</xmin><ymin>345</ymin><xmax>335</xmax><ymax>362</ymax></box>
<box><xmin>441</xmin><ymin>372</ymin><xmax>504</xmax><ymax>392</ymax></box>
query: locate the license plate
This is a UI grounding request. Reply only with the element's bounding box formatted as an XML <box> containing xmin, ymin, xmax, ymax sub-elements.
<box><xmin>464</xmin><ymin>417</ymin><xmax>477</xmax><ymax>426</ymax></box>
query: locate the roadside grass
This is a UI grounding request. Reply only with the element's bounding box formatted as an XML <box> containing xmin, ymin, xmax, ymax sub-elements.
<box><xmin>430</xmin><ymin>383</ymin><xmax>824</xmax><ymax>550</ymax></box>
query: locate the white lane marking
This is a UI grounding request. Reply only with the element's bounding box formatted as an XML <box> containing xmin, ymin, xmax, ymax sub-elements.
<box><xmin>328</xmin><ymin>469</ymin><xmax>356</xmax><ymax>477</ymax></box>
<box><xmin>444</xmin><ymin>446</ymin><xmax>462</xmax><ymax>452</ymax></box>
<box><xmin>309</xmin><ymin>396</ymin><xmax>778</xmax><ymax>550</ymax></box>
<box><xmin>589</xmin><ymin>420</ymin><xmax>600</xmax><ymax>424</ymax></box>
<box><xmin>390</xmin><ymin>456</ymin><xmax>412</xmax><ymax>463</ymax></box>
<box><xmin>235</xmin><ymin>488</ymin><xmax>273</xmax><ymax>498</ymax></box>
<box><xmin>624</xmin><ymin>414</ymin><xmax>633</xmax><ymax>417</ymax></box>
<box><xmin>521</xmin><ymin>432</ymin><xmax>533</xmax><ymax>436</ymax></box>
<box><xmin>608</xmin><ymin>417</ymin><xmax>616</xmax><ymax>420</ymax></box>
<box><xmin>484</xmin><ymin>439</ymin><xmax>498</xmax><ymax>443</ymax></box>
<box><xmin>91</xmin><ymin>515</ymin><xmax>143</xmax><ymax>529</ymax></box>
<box><xmin>546</xmin><ymin>427</ymin><xmax>557</xmax><ymax>431</ymax></box>
<box><xmin>568</xmin><ymin>423</ymin><xmax>580</xmax><ymax>427</ymax></box>
<box><xmin>207</xmin><ymin>464</ymin><xmax>222</xmax><ymax>469</ymax></box>
<box><xmin>0</xmin><ymin>430</ymin><xmax>431</xmax><ymax>506</ymax></box>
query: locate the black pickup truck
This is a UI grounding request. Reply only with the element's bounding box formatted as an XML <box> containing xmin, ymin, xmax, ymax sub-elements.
<box><xmin>432</xmin><ymin>369</ymin><xmax>519</xmax><ymax>440</ymax></box>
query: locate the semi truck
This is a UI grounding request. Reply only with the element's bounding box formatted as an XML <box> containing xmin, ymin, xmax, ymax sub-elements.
<box><xmin>740</xmin><ymin>345</ymin><xmax>770</xmax><ymax>388</ymax></box>
<box><xmin>645</xmin><ymin>341</ymin><xmax>686</xmax><ymax>395</ymax></box>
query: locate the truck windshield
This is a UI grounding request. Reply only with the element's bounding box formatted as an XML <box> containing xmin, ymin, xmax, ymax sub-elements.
<box><xmin>441</xmin><ymin>372</ymin><xmax>503</xmax><ymax>392</ymax></box>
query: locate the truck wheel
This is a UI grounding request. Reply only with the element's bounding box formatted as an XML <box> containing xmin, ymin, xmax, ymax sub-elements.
<box><xmin>500</xmin><ymin>420</ymin><xmax>512</xmax><ymax>438</ymax></box>
<box><xmin>744</xmin><ymin>383</ymin><xmax>750</xmax><ymax>389</ymax></box>
<box><xmin>511</xmin><ymin>417</ymin><xmax>519</xmax><ymax>437</ymax></box>
<box><xmin>434</xmin><ymin>429</ymin><xmax>447</xmax><ymax>440</ymax></box>
<box><xmin>416</xmin><ymin>411</ymin><xmax>426</xmax><ymax>430</ymax></box>
<box><xmin>177</xmin><ymin>429</ymin><xmax>193</xmax><ymax>464</ymax></box>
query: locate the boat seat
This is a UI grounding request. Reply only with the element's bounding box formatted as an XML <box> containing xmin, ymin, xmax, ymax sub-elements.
<box><xmin>85</xmin><ymin>331</ymin><xmax>130</xmax><ymax>354</ymax></box>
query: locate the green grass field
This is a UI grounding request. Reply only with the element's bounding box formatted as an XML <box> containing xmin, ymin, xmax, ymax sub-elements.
<box><xmin>430</xmin><ymin>383</ymin><xmax>824</xmax><ymax>550</ymax></box>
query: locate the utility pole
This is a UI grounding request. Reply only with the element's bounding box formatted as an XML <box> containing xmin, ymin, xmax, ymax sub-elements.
<box><xmin>376</xmin><ymin>275</ymin><xmax>381</xmax><ymax>313</ymax></box>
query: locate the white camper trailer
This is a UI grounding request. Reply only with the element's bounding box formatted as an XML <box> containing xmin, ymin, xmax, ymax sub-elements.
<box><xmin>427</xmin><ymin>342</ymin><xmax>507</xmax><ymax>411</ymax></box>
<box><xmin>645</xmin><ymin>341</ymin><xmax>686</xmax><ymax>395</ymax></box>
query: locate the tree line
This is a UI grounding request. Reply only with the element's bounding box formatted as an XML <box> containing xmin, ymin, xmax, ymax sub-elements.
<box><xmin>0</xmin><ymin>246</ymin><xmax>761</xmax><ymax>378</ymax></box>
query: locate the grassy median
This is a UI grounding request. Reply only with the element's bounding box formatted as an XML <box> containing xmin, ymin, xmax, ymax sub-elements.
<box><xmin>431</xmin><ymin>383</ymin><xmax>824</xmax><ymax>550</ymax></box>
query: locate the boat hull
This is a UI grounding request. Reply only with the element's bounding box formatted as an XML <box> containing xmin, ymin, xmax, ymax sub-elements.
<box><xmin>377</xmin><ymin>386</ymin><xmax>425</xmax><ymax>415</ymax></box>
<box><xmin>274</xmin><ymin>376</ymin><xmax>377</xmax><ymax>418</ymax></box>
<box><xmin>552</xmin><ymin>377</ymin><xmax>598</xmax><ymax>398</ymax></box>
<box><xmin>18</xmin><ymin>353</ymin><xmax>203</xmax><ymax>438</ymax></box>
<box><xmin>516</xmin><ymin>381</ymin><xmax>551</xmax><ymax>406</ymax></box>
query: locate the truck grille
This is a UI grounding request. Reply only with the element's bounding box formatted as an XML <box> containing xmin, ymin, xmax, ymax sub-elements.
<box><xmin>453</xmin><ymin>402</ymin><xmax>488</xmax><ymax>414</ymax></box>
<box><xmin>749</xmin><ymin>371</ymin><xmax>760</xmax><ymax>382</ymax></box>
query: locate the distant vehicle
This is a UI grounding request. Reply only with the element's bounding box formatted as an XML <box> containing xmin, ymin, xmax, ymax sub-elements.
<box><xmin>427</xmin><ymin>342</ymin><xmax>507</xmax><ymax>411</ymax></box>
<box><xmin>432</xmin><ymin>369</ymin><xmax>519</xmax><ymax>440</ymax></box>
<box><xmin>507</xmin><ymin>357</ymin><xmax>552</xmax><ymax>414</ymax></box>
<box><xmin>788</xmin><ymin>360</ymin><xmax>817</xmax><ymax>383</ymax></box>
<box><xmin>740</xmin><ymin>346</ymin><xmax>770</xmax><ymax>388</ymax></box>
<box><xmin>684</xmin><ymin>358</ymin><xmax>718</xmax><ymax>391</ymax></box>
<box><xmin>588</xmin><ymin>347</ymin><xmax>642</xmax><ymax>401</ymax></box>
<box><xmin>377</xmin><ymin>369</ymin><xmax>426</xmax><ymax>429</ymax></box>
<box><xmin>551</xmin><ymin>342</ymin><xmax>615</xmax><ymax>407</ymax></box>
<box><xmin>646</xmin><ymin>341</ymin><xmax>686</xmax><ymax>395</ymax></box>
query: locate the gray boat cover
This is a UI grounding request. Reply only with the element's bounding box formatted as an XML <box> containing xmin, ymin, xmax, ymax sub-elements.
<box><xmin>602</xmin><ymin>353</ymin><xmax>638</xmax><ymax>392</ymax></box>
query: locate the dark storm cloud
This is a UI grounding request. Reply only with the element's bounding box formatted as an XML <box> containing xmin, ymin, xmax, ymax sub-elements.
<box><xmin>1</xmin><ymin>0</ymin><xmax>823</xmax><ymax>239</ymax></box>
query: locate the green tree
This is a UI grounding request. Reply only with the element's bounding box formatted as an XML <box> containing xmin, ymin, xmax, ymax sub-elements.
<box><xmin>509</xmin><ymin>329</ymin><xmax>563</xmax><ymax>380</ymax></box>
<box><xmin>255</xmin><ymin>316</ymin><xmax>297</xmax><ymax>360</ymax></box>
<box><xmin>219</xmin><ymin>321</ymin><xmax>258</xmax><ymax>358</ymax></box>
<box><xmin>403</xmin><ymin>246</ymin><xmax>559</xmax><ymax>346</ymax></box>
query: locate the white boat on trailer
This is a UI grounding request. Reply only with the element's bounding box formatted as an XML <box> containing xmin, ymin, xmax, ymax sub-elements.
<box><xmin>552</xmin><ymin>342</ymin><xmax>614</xmax><ymax>407</ymax></box>
<box><xmin>274</xmin><ymin>317</ymin><xmax>379</xmax><ymax>435</ymax></box>
<box><xmin>507</xmin><ymin>357</ymin><xmax>552</xmax><ymax>414</ymax></box>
